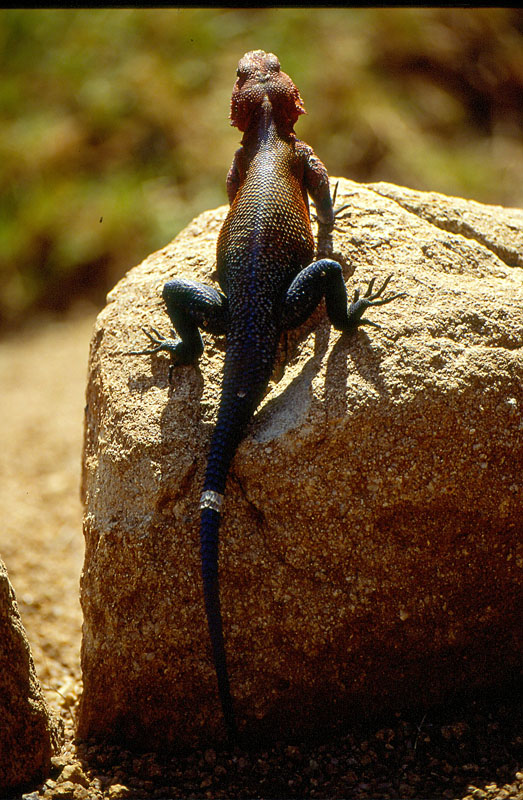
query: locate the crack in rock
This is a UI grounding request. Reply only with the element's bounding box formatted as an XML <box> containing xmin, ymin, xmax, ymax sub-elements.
<box><xmin>367</xmin><ymin>181</ymin><xmax>523</xmax><ymax>270</ymax></box>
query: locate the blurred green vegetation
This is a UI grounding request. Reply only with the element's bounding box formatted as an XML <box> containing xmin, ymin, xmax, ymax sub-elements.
<box><xmin>1</xmin><ymin>8</ymin><xmax>522</xmax><ymax>329</ymax></box>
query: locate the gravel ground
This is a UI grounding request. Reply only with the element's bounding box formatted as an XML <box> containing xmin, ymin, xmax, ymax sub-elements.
<box><xmin>36</xmin><ymin>692</ymin><xmax>522</xmax><ymax>800</ymax></box>
<box><xmin>0</xmin><ymin>311</ymin><xmax>521</xmax><ymax>800</ymax></box>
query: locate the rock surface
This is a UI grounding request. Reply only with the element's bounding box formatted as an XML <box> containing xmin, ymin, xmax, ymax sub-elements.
<box><xmin>78</xmin><ymin>179</ymin><xmax>523</xmax><ymax>750</ymax></box>
<box><xmin>0</xmin><ymin>557</ymin><xmax>63</xmax><ymax>793</ymax></box>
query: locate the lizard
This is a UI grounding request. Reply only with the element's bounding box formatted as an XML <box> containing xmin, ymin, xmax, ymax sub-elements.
<box><xmin>133</xmin><ymin>50</ymin><xmax>403</xmax><ymax>741</ymax></box>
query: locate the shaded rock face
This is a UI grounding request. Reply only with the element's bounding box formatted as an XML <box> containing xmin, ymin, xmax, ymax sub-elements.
<box><xmin>0</xmin><ymin>558</ymin><xmax>63</xmax><ymax>793</ymax></box>
<box><xmin>78</xmin><ymin>179</ymin><xmax>523</xmax><ymax>750</ymax></box>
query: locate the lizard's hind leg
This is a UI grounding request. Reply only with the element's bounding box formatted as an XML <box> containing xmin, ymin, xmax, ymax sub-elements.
<box><xmin>283</xmin><ymin>259</ymin><xmax>403</xmax><ymax>334</ymax></box>
<box><xmin>131</xmin><ymin>279</ymin><xmax>229</xmax><ymax>367</ymax></box>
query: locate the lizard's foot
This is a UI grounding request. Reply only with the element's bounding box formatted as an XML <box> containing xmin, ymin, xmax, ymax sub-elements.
<box><xmin>331</xmin><ymin>181</ymin><xmax>352</xmax><ymax>220</ymax></box>
<box><xmin>344</xmin><ymin>275</ymin><xmax>406</xmax><ymax>332</ymax></box>
<box><xmin>129</xmin><ymin>327</ymin><xmax>197</xmax><ymax>366</ymax></box>
<box><xmin>314</xmin><ymin>183</ymin><xmax>350</xmax><ymax>258</ymax></box>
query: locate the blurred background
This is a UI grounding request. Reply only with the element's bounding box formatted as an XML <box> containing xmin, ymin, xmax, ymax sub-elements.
<box><xmin>1</xmin><ymin>7</ymin><xmax>523</xmax><ymax>330</ymax></box>
<box><xmin>0</xmin><ymin>9</ymin><xmax>522</xmax><ymax>763</ymax></box>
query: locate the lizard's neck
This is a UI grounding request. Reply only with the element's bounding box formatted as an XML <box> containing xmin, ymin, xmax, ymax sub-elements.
<box><xmin>241</xmin><ymin>96</ymin><xmax>294</xmax><ymax>152</ymax></box>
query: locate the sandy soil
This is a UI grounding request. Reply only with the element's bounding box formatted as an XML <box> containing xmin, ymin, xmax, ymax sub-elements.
<box><xmin>0</xmin><ymin>311</ymin><xmax>92</xmax><ymax>713</ymax></box>
<box><xmin>0</xmin><ymin>311</ymin><xmax>521</xmax><ymax>800</ymax></box>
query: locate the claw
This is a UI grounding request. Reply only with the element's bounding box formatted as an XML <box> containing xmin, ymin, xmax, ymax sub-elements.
<box><xmin>357</xmin><ymin>318</ymin><xmax>381</xmax><ymax>329</ymax></box>
<box><xmin>367</xmin><ymin>274</ymin><xmax>391</xmax><ymax>300</ymax></box>
<box><xmin>331</xmin><ymin>181</ymin><xmax>354</xmax><ymax>220</ymax></box>
<box><xmin>334</xmin><ymin>203</ymin><xmax>351</xmax><ymax>219</ymax></box>
<box><xmin>359</xmin><ymin>275</ymin><xmax>405</xmax><ymax>305</ymax></box>
<box><xmin>127</xmin><ymin>327</ymin><xmax>180</xmax><ymax>357</ymax></box>
<box><xmin>364</xmin><ymin>276</ymin><xmax>377</xmax><ymax>298</ymax></box>
<box><xmin>344</xmin><ymin>274</ymin><xmax>405</xmax><ymax>333</ymax></box>
<box><xmin>336</xmin><ymin>202</ymin><xmax>350</xmax><ymax>213</ymax></box>
<box><xmin>366</xmin><ymin>291</ymin><xmax>407</xmax><ymax>308</ymax></box>
<box><xmin>148</xmin><ymin>327</ymin><xmax>166</xmax><ymax>341</ymax></box>
<box><xmin>127</xmin><ymin>344</ymin><xmax>164</xmax><ymax>356</ymax></box>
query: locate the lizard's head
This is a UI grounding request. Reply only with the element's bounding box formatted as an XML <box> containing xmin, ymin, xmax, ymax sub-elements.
<box><xmin>230</xmin><ymin>50</ymin><xmax>306</xmax><ymax>133</ymax></box>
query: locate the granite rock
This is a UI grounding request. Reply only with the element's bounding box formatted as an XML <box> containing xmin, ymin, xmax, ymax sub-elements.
<box><xmin>0</xmin><ymin>557</ymin><xmax>63</xmax><ymax>793</ymax></box>
<box><xmin>78</xmin><ymin>179</ymin><xmax>523</xmax><ymax>749</ymax></box>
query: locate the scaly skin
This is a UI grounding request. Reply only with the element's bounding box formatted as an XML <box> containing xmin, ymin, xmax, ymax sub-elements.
<box><xmin>134</xmin><ymin>50</ymin><xmax>403</xmax><ymax>740</ymax></box>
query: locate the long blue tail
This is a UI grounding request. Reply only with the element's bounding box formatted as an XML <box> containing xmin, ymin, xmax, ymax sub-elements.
<box><xmin>198</xmin><ymin>375</ymin><xmax>253</xmax><ymax>740</ymax></box>
<box><xmin>199</xmin><ymin>367</ymin><xmax>270</xmax><ymax>737</ymax></box>
<box><xmin>198</xmin><ymin>332</ymin><xmax>276</xmax><ymax>738</ymax></box>
<box><xmin>200</xmin><ymin>505</ymin><xmax>238</xmax><ymax>739</ymax></box>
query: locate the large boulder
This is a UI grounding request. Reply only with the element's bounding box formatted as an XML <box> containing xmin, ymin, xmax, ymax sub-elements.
<box><xmin>78</xmin><ymin>179</ymin><xmax>523</xmax><ymax>750</ymax></box>
<box><xmin>0</xmin><ymin>557</ymin><xmax>63</xmax><ymax>793</ymax></box>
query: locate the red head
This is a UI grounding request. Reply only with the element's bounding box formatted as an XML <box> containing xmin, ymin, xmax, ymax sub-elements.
<box><xmin>230</xmin><ymin>50</ymin><xmax>306</xmax><ymax>134</ymax></box>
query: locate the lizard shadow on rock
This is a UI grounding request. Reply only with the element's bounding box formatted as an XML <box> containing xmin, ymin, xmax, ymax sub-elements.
<box><xmin>250</xmin><ymin>323</ymin><xmax>331</xmax><ymax>437</ymax></box>
<box><xmin>126</xmin><ymin>351</ymin><xmax>205</xmax><ymax>397</ymax></box>
<box><xmin>250</xmin><ymin>319</ymin><xmax>394</xmax><ymax>441</ymax></box>
<box><xmin>324</xmin><ymin>325</ymin><xmax>395</xmax><ymax>412</ymax></box>
<box><xmin>126</xmin><ymin>353</ymin><xmax>207</xmax><ymax>500</ymax></box>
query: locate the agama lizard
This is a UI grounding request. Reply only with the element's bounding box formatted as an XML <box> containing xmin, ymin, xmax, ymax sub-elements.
<box><xmin>134</xmin><ymin>50</ymin><xmax>402</xmax><ymax>740</ymax></box>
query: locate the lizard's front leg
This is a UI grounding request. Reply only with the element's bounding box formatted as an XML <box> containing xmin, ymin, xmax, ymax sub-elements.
<box><xmin>131</xmin><ymin>278</ymin><xmax>229</xmax><ymax>368</ymax></box>
<box><xmin>282</xmin><ymin>259</ymin><xmax>404</xmax><ymax>334</ymax></box>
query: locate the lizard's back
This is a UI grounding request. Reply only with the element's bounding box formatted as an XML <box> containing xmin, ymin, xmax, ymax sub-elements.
<box><xmin>217</xmin><ymin>94</ymin><xmax>315</xmax><ymax>310</ymax></box>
